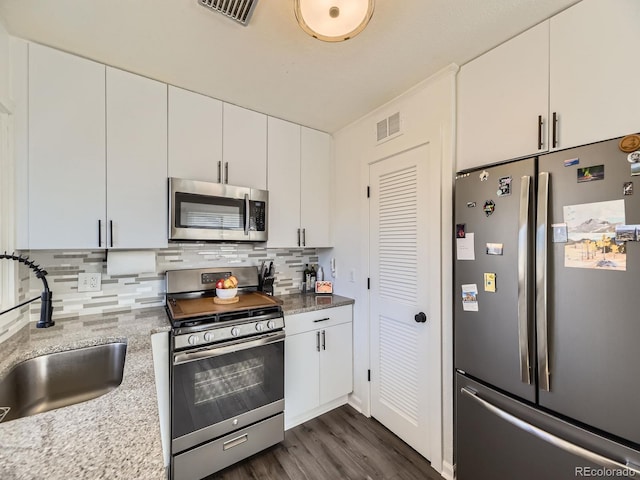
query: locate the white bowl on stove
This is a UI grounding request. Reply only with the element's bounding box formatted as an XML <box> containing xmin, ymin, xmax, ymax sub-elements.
<box><xmin>216</xmin><ymin>288</ymin><xmax>238</xmax><ymax>299</ymax></box>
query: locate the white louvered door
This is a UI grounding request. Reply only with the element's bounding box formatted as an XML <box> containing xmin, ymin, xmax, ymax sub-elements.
<box><xmin>369</xmin><ymin>143</ymin><xmax>438</xmax><ymax>459</ymax></box>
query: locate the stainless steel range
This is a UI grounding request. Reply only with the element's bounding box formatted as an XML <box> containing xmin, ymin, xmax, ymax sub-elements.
<box><xmin>165</xmin><ymin>266</ymin><xmax>284</xmax><ymax>480</ymax></box>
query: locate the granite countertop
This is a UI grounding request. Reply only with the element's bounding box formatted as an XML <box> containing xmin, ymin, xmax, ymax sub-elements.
<box><xmin>276</xmin><ymin>293</ymin><xmax>354</xmax><ymax>315</ymax></box>
<box><xmin>0</xmin><ymin>307</ymin><xmax>172</xmax><ymax>480</ymax></box>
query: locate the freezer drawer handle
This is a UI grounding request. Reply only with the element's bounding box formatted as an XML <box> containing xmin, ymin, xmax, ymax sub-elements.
<box><xmin>517</xmin><ymin>175</ymin><xmax>532</xmax><ymax>384</ymax></box>
<box><xmin>460</xmin><ymin>387</ymin><xmax>640</xmax><ymax>476</ymax></box>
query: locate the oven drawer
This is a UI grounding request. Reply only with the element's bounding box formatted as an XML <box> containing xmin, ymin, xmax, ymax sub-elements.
<box><xmin>284</xmin><ymin>305</ymin><xmax>352</xmax><ymax>336</ymax></box>
<box><xmin>172</xmin><ymin>413</ymin><xmax>284</xmax><ymax>480</ymax></box>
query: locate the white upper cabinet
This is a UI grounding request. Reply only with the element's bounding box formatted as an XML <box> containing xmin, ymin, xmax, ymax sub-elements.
<box><xmin>28</xmin><ymin>43</ymin><xmax>106</xmax><ymax>249</ymax></box>
<box><xmin>300</xmin><ymin>127</ymin><xmax>332</xmax><ymax>248</ymax></box>
<box><xmin>267</xmin><ymin>121</ymin><xmax>332</xmax><ymax>248</ymax></box>
<box><xmin>267</xmin><ymin>117</ymin><xmax>301</xmax><ymax>248</ymax></box>
<box><xmin>168</xmin><ymin>86</ymin><xmax>223</xmax><ymax>182</ymax></box>
<box><xmin>27</xmin><ymin>44</ymin><xmax>168</xmax><ymax>250</ymax></box>
<box><xmin>457</xmin><ymin>21</ymin><xmax>549</xmax><ymax>171</ymax></box>
<box><xmin>549</xmin><ymin>0</ymin><xmax>640</xmax><ymax>150</ymax></box>
<box><xmin>458</xmin><ymin>0</ymin><xmax>640</xmax><ymax>171</ymax></box>
<box><xmin>222</xmin><ymin>103</ymin><xmax>267</xmax><ymax>190</ymax></box>
<box><xmin>106</xmin><ymin>67</ymin><xmax>168</xmax><ymax>249</ymax></box>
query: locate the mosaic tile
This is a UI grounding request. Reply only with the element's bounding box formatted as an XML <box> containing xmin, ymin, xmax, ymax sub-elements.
<box><xmin>15</xmin><ymin>244</ymin><xmax>319</xmax><ymax>321</ymax></box>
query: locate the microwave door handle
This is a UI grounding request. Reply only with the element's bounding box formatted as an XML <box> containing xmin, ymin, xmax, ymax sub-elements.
<box><xmin>244</xmin><ymin>193</ymin><xmax>250</xmax><ymax>235</ymax></box>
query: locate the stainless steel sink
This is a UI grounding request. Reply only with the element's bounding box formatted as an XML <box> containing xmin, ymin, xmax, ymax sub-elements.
<box><xmin>0</xmin><ymin>342</ymin><xmax>127</xmax><ymax>423</ymax></box>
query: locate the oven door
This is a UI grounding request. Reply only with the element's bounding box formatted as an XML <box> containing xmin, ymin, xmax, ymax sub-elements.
<box><xmin>171</xmin><ymin>331</ymin><xmax>284</xmax><ymax>454</ymax></box>
<box><xmin>169</xmin><ymin>178</ymin><xmax>268</xmax><ymax>242</ymax></box>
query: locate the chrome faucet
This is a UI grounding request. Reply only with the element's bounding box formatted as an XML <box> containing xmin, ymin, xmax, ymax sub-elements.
<box><xmin>0</xmin><ymin>253</ymin><xmax>55</xmax><ymax>328</ymax></box>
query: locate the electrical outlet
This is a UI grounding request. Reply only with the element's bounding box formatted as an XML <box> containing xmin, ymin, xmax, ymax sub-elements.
<box><xmin>78</xmin><ymin>272</ymin><xmax>102</xmax><ymax>292</ymax></box>
<box><xmin>349</xmin><ymin>268</ymin><xmax>356</xmax><ymax>283</ymax></box>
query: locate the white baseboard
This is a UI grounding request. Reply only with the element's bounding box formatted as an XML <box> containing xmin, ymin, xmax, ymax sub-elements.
<box><xmin>347</xmin><ymin>394</ymin><xmax>368</xmax><ymax>416</ymax></box>
<box><xmin>441</xmin><ymin>461</ymin><xmax>455</xmax><ymax>480</ymax></box>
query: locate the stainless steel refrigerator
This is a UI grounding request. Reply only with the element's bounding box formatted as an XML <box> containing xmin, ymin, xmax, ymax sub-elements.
<box><xmin>454</xmin><ymin>136</ymin><xmax>640</xmax><ymax>479</ymax></box>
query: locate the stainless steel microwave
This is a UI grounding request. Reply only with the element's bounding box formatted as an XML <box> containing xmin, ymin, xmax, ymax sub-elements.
<box><xmin>169</xmin><ymin>178</ymin><xmax>268</xmax><ymax>242</ymax></box>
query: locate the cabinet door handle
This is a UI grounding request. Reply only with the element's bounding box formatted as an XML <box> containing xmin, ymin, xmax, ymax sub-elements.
<box><xmin>109</xmin><ymin>220</ymin><xmax>114</xmax><ymax>248</ymax></box>
<box><xmin>217</xmin><ymin>161</ymin><xmax>222</xmax><ymax>183</ymax></box>
<box><xmin>297</xmin><ymin>228</ymin><xmax>301</xmax><ymax>247</ymax></box>
<box><xmin>537</xmin><ymin>115</ymin><xmax>544</xmax><ymax>150</ymax></box>
<box><xmin>225</xmin><ymin>162</ymin><xmax>229</xmax><ymax>184</ymax></box>
<box><xmin>552</xmin><ymin>112</ymin><xmax>558</xmax><ymax>149</ymax></box>
<box><xmin>302</xmin><ymin>228</ymin><xmax>306</xmax><ymax>247</ymax></box>
<box><xmin>98</xmin><ymin>220</ymin><xmax>102</xmax><ymax>247</ymax></box>
<box><xmin>316</xmin><ymin>331</ymin><xmax>320</xmax><ymax>352</ymax></box>
<box><xmin>322</xmin><ymin>330</ymin><xmax>326</xmax><ymax>350</ymax></box>
<box><xmin>313</xmin><ymin>317</ymin><xmax>331</xmax><ymax>323</ymax></box>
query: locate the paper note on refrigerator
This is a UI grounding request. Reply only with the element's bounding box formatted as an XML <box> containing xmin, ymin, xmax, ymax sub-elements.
<box><xmin>456</xmin><ymin>233</ymin><xmax>475</xmax><ymax>260</ymax></box>
<box><xmin>461</xmin><ymin>284</ymin><xmax>479</xmax><ymax>312</ymax></box>
<box><xmin>563</xmin><ymin>200</ymin><xmax>626</xmax><ymax>271</ymax></box>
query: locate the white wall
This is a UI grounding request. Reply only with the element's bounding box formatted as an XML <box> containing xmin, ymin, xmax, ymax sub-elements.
<box><xmin>322</xmin><ymin>64</ymin><xmax>457</xmax><ymax>477</ymax></box>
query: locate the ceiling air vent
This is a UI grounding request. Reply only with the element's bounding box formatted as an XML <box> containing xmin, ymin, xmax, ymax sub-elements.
<box><xmin>376</xmin><ymin>112</ymin><xmax>403</xmax><ymax>144</ymax></box>
<box><xmin>198</xmin><ymin>0</ymin><xmax>259</xmax><ymax>26</ymax></box>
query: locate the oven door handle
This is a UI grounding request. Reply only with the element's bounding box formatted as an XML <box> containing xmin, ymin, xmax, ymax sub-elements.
<box><xmin>173</xmin><ymin>331</ymin><xmax>285</xmax><ymax>365</ymax></box>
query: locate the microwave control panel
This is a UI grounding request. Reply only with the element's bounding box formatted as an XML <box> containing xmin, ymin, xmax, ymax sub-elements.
<box><xmin>251</xmin><ymin>201</ymin><xmax>266</xmax><ymax>231</ymax></box>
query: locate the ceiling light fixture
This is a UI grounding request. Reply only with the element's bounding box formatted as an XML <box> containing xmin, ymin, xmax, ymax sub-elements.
<box><xmin>294</xmin><ymin>0</ymin><xmax>375</xmax><ymax>42</ymax></box>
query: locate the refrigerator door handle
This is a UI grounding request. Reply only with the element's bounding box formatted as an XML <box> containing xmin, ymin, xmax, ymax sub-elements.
<box><xmin>536</xmin><ymin>171</ymin><xmax>551</xmax><ymax>391</ymax></box>
<box><xmin>518</xmin><ymin>175</ymin><xmax>532</xmax><ymax>384</ymax></box>
<box><xmin>460</xmin><ymin>387</ymin><xmax>640</xmax><ymax>476</ymax></box>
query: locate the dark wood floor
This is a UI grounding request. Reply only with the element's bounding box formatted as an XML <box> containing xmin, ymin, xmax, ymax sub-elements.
<box><xmin>210</xmin><ymin>405</ymin><xmax>444</xmax><ymax>480</ymax></box>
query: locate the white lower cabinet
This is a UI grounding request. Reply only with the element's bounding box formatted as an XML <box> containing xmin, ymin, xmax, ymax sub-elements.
<box><xmin>284</xmin><ymin>305</ymin><xmax>353</xmax><ymax>429</ymax></box>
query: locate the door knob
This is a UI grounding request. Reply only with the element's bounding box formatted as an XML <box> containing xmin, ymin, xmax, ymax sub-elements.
<box><xmin>414</xmin><ymin>312</ymin><xmax>427</xmax><ymax>323</ymax></box>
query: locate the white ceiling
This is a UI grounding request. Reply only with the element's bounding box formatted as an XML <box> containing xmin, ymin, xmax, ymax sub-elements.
<box><xmin>0</xmin><ymin>0</ymin><xmax>580</xmax><ymax>133</ymax></box>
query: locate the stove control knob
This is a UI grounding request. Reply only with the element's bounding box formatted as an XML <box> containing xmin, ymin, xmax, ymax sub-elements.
<box><xmin>188</xmin><ymin>335</ymin><xmax>199</xmax><ymax>345</ymax></box>
<box><xmin>267</xmin><ymin>320</ymin><xmax>276</xmax><ymax>329</ymax></box>
<box><xmin>231</xmin><ymin>327</ymin><xmax>240</xmax><ymax>337</ymax></box>
<box><xmin>203</xmin><ymin>332</ymin><xmax>213</xmax><ymax>342</ymax></box>
<box><xmin>255</xmin><ymin>323</ymin><xmax>264</xmax><ymax>332</ymax></box>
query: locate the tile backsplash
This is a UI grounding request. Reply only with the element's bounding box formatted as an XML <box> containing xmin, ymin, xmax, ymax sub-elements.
<box><xmin>21</xmin><ymin>244</ymin><xmax>321</xmax><ymax>321</ymax></box>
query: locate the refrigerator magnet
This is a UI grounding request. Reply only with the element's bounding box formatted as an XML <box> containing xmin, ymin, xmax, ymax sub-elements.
<box><xmin>624</xmin><ymin>182</ymin><xmax>633</xmax><ymax>196</ymax></box>
<box><xmin>466</xmin><ymin>201</ymin><xmax>476</xmax><ymax>208</ymax></box>
<box><xmin>497</xmin><ymin>176</ymin><xmax>512</xmax><ymax>196</ymax></box>
<box><xmin>552</xmin><ymin>223</ymin><xmax>568</xmax><ymax>243</ymax></box>
<box><xmin>563</xmin><ymin>158</ymin><xmax>579</xmax><ymax>167</ymax></box>
<box><xmin>615</xmin><ymin>225</ymin><xmax>639</xmax><ymax>242</ymax></box>
<box><xmin>631</xmin><ymin>163</ymin><xmax>640</xmax><ymax>176</ymax></box>
<box><xmin>483</xmin><ymin>200</ymin><xmax>495</xmax><ymax>216</ymax></box>
<box><xmin>627</xmin><ymin>151</ymin><xmax>640</xmax><ymax>164</ymax></box>
<box><xmin>577</xmin><ymin>165</ymin><xmax>604</xmax><ymax>183</ymax></box>
<box><xmin>619</xmin><ymin>134</ymin><xmax>640</xmax><ymax>153</ymax></box>
<box><xmin>486</xmin><ymin>243</ymin><xmax>503</xmax><ymax>255</ymax></box>
<box><xmin>461</xmin><ymin>284</ymin><xmax>479</xmax><ymax>312</ymax></box>
<box><xmin>479</xmin><ymin>170</ymin><xmax>489</xmax><ymax>182</ymax></box>
<box><xmin>483</xmin><ymin>273</ymin><xmax>496</xmax><ymax>293</ymax></box>
<box><xmin>456</xmin><ymin>224</ymin><xmax>466</xmax><ymax>238</ymax></box>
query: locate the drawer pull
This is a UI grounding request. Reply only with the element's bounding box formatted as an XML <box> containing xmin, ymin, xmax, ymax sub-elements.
<box><xmin>313</xmin><ymin>317</ymin><xmax>331</xmax><ymax>323</ymax></box>
<box><xmin>223</xmin><ymin>434</ymin><xmax>248</xmax><ymax>451</ymax></box>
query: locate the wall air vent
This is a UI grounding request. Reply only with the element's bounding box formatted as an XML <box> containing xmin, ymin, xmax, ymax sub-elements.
<box><xmin>376</xmin><ymin>112</ymin><xmax>403</xmax><ymax>144</ymax></box>
<box><xmin>198</xmin><ymin>0</ymin><xmax>259</xmax><ymax>26</ymax></box>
